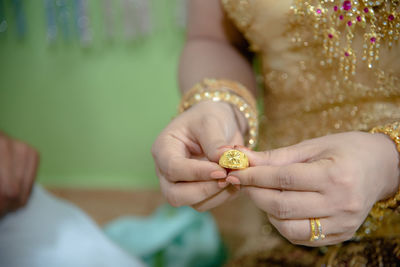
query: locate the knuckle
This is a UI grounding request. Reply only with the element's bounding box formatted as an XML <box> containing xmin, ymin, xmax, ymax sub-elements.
<box><xmin>200</xmin><ymin>184</ymin><xmax>211</xmax><ymax>198</ymax></box>
<box><xmin>328</xmin><ymin>164</ymin><xmax>360</xmax><ymax>189</ymax></box>
<box><xmin>272</xmin><ymin>198</ymin><xmax>291</xmax><ymax>219</ymax></box>
<box><xmin>327</xmin><ymin>166</ymin><xmax>340</xmax><ymax>184</ymax></box>
<box><xmin>276</xmin><ymin>146</ymin><xmax>298</xmax><ymax>162</ymax></box>
<box><xmin>165</xmin><ymin>158</ymin><xmax>178</xmax><ymax>181</ymax></box>
<box><xmin>285</xmin><ymin>147</ymin><xmax>300</xmax><ymax>159</ymax></box>
<box><xmin>278</xmin><ymin>168</ymin><xmax>294</xmax><ymax>189</ymax></box>
<box><xmin>164</xmin><ymin>192</ymin><xmax>181</xmax><ymax>207</ymax></box>
<box><xmin>161</xmin><ymin>184</ymin><xmax>183</xmax><ymax>207</ymax></box>
<box><xmin>261</xmin><ymin>150</ymin><xmax>272</xmax><ymax>161</ymax></box>
<box><xmin>192</xmin><ymin>166</ymin><xmax>204</xmax><ymax>180</ymax></box>
<box><xmin>328</xmin><ymin>170</ymin><xmax>353</xmax><ymax>189</ymax></box>
<box><xmin>339</xmin><ymin>176</ymin><xmax>354</xmax><ymax>189</ymax></box>
<box><xmin>246</xmin><ymin>172</ymin><xmax>256</xmax><ymax>186</ymax></box>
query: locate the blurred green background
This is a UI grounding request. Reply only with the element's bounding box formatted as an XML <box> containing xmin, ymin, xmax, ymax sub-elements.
<box><xmin>0</xmin><ymin>0</ymin><xmax>184</xmax><ymax>189</ymax></box>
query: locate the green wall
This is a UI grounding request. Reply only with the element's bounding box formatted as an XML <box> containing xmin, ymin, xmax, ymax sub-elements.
<box><xmin>0</xmin><ymin>1</ymin><xmax>184</xmax><ymax>189</ymax></box>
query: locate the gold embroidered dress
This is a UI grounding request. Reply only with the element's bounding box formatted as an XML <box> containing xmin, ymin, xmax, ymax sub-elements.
<box><xmin>222</xmin><ymin>0</ymin><xmax>400</xmax><ymax>265</ymax></box>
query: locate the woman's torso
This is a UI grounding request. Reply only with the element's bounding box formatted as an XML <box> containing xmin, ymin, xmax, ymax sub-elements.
<box><xmin>222</xmin><ymin>0</ymin><xmax>400</xmax><ymax>149</ymax></box>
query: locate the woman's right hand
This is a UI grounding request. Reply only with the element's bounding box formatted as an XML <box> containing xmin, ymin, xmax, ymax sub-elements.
<box><xmin>152</xmin><ymin>101</ymin><xmax>246</xmax><ymax>211</ymax></box>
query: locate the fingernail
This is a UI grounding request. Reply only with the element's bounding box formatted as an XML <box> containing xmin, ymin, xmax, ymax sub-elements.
<box><xmin>211</xmin><ymin>171</ymin><xmax>226</xmax><ymax>179</ymax></box>
<box><xmin>218</xmin><ymin>180</ymin><xmax>228</xmax><ymax>188</ymax></box>
<box><xmin>226</xmin><ymin>176</ymin><xmax>241</xmax><ymax>185</ymax></box>
<box><xmin>217</xmin><ymin>145</ymin><xmax>234</xmax><ymax>150</ymax></box>
<box><xmin>234</xmin><ymin>145</ymin><xmax>251</xmax><ymax>151</ymax></box>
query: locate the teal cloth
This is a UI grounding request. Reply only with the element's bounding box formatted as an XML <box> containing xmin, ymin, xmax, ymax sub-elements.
<box><xmin>103</xmin><ymin>205</ymin><xmax>226</xmax><ymax>267</ymax></box>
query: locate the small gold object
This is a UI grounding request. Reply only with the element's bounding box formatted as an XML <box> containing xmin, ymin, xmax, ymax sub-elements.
<box><xmin>309</xmin><ymin>218</ymin><xmax>325</xmax><ymax>241</ymax></box>
<box><xmin>219</xmin><ymin>149</ymin><xmax>249</xmax><ymax>170</ymax></box>
<box><xmin>179</xmin><ymin>78</ymin><xmax>259</xmax><ymax>149</ymax></box>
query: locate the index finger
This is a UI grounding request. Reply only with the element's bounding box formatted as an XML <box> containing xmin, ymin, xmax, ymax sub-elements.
<box><xmin>228</xmin><ymin>162</ymin><xmax>327</xmax><ymax>191</ymax></box>
<box><xmin>152</xmin><ymin>134</ymin><xmax>227</xmax><ymax>182</ymax></box>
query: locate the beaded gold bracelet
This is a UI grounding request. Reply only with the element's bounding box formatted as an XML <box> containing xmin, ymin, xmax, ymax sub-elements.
<box><xmin>369</xmin><ymin>122</ymin><xmax>400</xmax><ymax>218</ymax></box>
<box><xmin>179</xmin><ymin>79</ymin><xmax>259</xmax><ymax>149</ymax></box>
<box><xmin>356</xmin><ymin>122</ymin><xmax>400</xmax><ymax>239</ymax></box>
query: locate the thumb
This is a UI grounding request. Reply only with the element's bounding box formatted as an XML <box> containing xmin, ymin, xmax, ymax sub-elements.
<box><xmin>191</xmin><ymin>115</ymin><xmax>236</xmax><ymax>162</ymax></box>
<box><xmin>235</xmin><ymin>142</ymin><xmax>317</xmax><ymax>167</ymax></box>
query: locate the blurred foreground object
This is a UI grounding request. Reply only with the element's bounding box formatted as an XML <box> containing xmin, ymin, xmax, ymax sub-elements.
<box><xmin>0</xmin><ymin>185</ymin><xmax>144</xmax><ymax>267</ymax></box>
<box><xmin>104</xmin><ymin>205</ymin><xmax>226</xmax><ymax>267</ymax></box>
<box><xmin>0</xmin><ymin>131</ymin><xmax>39</xmax><ymax>217</ymax></box>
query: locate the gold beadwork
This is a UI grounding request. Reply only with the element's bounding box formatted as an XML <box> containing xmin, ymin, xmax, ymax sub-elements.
<box><xmin>179</xmin><ymin>79</ymin><xmax>258</xmax><ymax>113</ymax></box>
<box><xmin>290</xmin><ymin>0</ymin><xmax>399</xmax><ymax>81</ymax></box>
<box><xmin>370</xmin><ymin>122</ymin><xmax>400</xmax><ymax>215</ymax></box>
<box><xmin>355</xmin><ymin>122</ymin><xmax>400</xmax><ymax>239</ymax></box>
<box><xmin>179</xmin><ymin>79</ymin><xmax>259</xmax><ymax>149</ymax></box>
<box><xmin>219</xmin><ymin>149</ymin><xmax>249</xmax><ymax>169</ymax></box>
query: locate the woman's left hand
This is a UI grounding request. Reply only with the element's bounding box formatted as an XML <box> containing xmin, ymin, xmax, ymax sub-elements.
<box><xmin>227</xmin><ymin>131</ymin><xmax>400</xmax><ymax>246</ymax></box>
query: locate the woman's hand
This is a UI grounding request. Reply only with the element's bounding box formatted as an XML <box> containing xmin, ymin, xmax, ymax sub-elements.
<box><xmin>152</xmin><ymin>101</ymin><xmax>246</xmax><ymax>211</ymax></box>
<box><xmin>0</xmin><ymin>132</ymin><xmax>39</xmax><ymax>217</ymax></box>
<box><xmin>227</xmin><ymin>132</ymin><xmax>400</xmax><ymax>246</ymax></box>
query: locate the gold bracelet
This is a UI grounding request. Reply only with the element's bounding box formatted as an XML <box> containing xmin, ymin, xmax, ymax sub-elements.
<box><xmin>355</xmin><ymin>122</ymin><xmax>400</xmax><ymax>239</ymax></box>
<box><xmin>179</xmin><ymin>79</ymin><xmax>258</xmax><ymax>112</ymax></box>
<box><xmin>369</xmin><ymin>122</ymin><xmax>400</xmax><ymax>217</ymax></box>
<box><xmin>179</xmin><ymin>79</ymin><xmax>259</xmax><ymax>149</ymax></box>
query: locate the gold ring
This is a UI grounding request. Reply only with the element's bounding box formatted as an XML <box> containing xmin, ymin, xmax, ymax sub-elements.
<box><xmin>309</xmin><ymin>218</ymin><xmax>325</xmax><ymax>241</ymax></box>
<box><xmin>219</xmin><ymin>149</ymin><xmax>249</xmax><ymax>170</ymax></box>
<box><xmin>315</xmin><ymin>218</ymin><xmax>326</xmax><ymax>240</ymax></box>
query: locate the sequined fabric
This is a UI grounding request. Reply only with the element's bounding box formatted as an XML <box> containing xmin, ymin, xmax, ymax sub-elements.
<box><xmin>221</xmin><ymin>0</ymin><xmax>400</xmax><ymax>150</ymax></box>
<box><xmin>221</xmin><ymin>0</ymin><xmax>400</xmax><ymax>265</ymax></box>
<box><xmin>227</xmin><ymin>237</ymin><xmax>400</xmax><ymax>266</ymax></box>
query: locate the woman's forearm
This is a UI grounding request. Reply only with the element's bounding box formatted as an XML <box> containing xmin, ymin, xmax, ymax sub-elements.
<box><xmin>179</xmin><ymin>38</ymin><xmax>257</xmax><ymax>95</ymax></box>
<box><xmin>178</xmin><ymin>0</ymin><xmax>257</xmax><ymax>96</ymax></box>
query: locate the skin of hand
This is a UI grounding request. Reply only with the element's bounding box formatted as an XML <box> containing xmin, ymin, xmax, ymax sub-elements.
<box><xmin>226</xmin><ymin>131</ymin><xmax>400</xmax><ymax>246</ymax></box>
<box><xmin>152</xmin><ymin>100</ymin><xmax>247</xmax><ymax>211</ymax></box>
<box><xmin>0</xmin><ymin>132</ymin><xmax>39</xmax><ymax>217</ymax></box>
